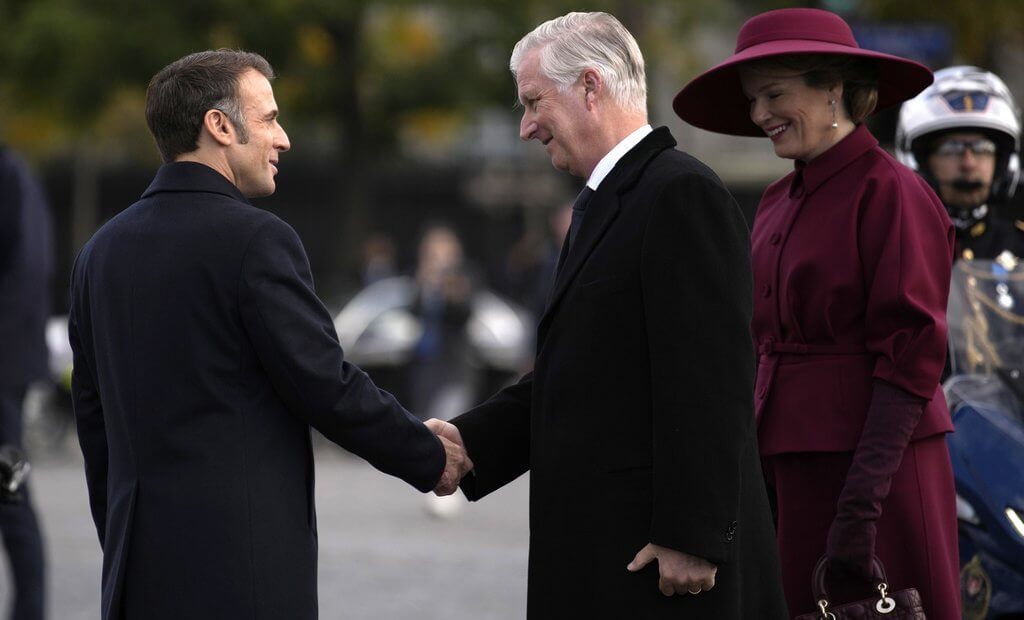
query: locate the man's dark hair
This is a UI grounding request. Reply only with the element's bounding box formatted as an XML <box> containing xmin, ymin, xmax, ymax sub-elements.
<box><xmin>145</xmin><ymin>50</ymin><xmax>274</xmax><ymax>163</ymax></box>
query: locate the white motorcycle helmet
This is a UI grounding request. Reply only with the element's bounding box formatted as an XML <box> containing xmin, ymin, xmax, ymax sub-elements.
<box><xmin>896</xmin><ymin>66</ymin><xmax>1021</xmax><ymax>203</ymax></box>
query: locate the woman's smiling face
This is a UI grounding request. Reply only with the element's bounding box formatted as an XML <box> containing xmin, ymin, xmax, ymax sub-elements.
<box><xmin>740</xmin><ymin>69</ymin><xmax>843</xmax><ymax>162</ymax></box>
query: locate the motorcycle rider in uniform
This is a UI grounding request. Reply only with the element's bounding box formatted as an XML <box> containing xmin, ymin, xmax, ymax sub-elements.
<box><xmin>897</xmin><ymin>66</ymin><xmax>1024</xmax><ymax>262</ymax></box>
<box><xmin>901</xmin><ymin>68</ymin><xmax>1024</xmax><ymax>618</ymax></box>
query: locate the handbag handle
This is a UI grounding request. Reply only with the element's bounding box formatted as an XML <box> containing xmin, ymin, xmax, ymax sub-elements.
<box><xmin>810</xmin><ymin>555</ymin><xmax>898</xmax><ymax>618</ymax></box>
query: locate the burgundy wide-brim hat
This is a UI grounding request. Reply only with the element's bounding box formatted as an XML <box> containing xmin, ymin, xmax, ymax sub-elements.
<box><xmin>673</xmin><ymin>8</ymin><xmax>934</xmax><ymax>137</ymax></box>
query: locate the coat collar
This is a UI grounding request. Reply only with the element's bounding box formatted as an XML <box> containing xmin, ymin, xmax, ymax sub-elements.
<box><xmin>791</xmin><ymin>123</ymin><xmax>877</xmax><ymax>197</ymax></box>
<box><xmin>141</xmin><ymin>161</ymin><xmax>251</xmax><ymax>204</ymax></box>
<box><xmin>594</xmin><ymin>126</ymin><xmax>677</xmax><ymax>197</ymax></box>
<box><xmin>538</xmin><ymin>126</ymin><xmax>677</xmax><ymax>340</ymax></box>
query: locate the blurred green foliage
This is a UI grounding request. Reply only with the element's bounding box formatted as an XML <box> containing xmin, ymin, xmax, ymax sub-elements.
<box><xmin>2</xmin><ymin>0</ymin><xmax>1021</xmax><ymax>161</ymax></box>
<box><xmin>0</xmin><ymin>0</ymin><xmax>728</xmax><ymax>161</ymax></box>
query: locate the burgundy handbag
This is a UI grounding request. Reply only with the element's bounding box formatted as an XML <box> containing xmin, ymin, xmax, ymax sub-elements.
<box><xmin>795</xmin><ymin>556</ymin><xmax>926</xmax><ymax>619</ymax></box>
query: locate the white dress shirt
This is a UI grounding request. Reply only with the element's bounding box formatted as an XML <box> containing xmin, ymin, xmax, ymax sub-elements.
<box><xmin>586</xmin><ymin>124</ymin><xmax>653</xmax><ymax>191</ymax></box>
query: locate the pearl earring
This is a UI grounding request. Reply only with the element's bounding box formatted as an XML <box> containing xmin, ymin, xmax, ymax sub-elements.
<box><xmin>830</xmin><ymin>99</ymin><xmax>838</xmax><ymax>129</ymax></box>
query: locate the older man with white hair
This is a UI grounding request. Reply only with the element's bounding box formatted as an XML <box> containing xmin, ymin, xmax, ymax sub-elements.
<box><xmin>427</xmin><ymin>12</ymin><xmax>787</xmax><ymax>618</ymax></box>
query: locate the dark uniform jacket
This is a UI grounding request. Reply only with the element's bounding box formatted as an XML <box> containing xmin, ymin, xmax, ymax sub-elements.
<box><xmin>69</xmin><ymin>162</ymin><xmax>445</xmax><ymax>620</ymax></box>
<box><xmin>0</xmin><ymin>146</ymin><xmax>52</xmax><ymax>389</ymax></box>
<box><xmin>451</xmin><ymin>128</ymin><xmax>788</xmax><ymax>619</ymax></box>
<box><xmin>954</xmin><ymin>212</ymin><xmax>1024</xmax><ymax>262</ymax></box>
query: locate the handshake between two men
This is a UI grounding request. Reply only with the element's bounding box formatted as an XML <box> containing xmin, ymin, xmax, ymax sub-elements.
<box><xmin>426</xmin><ymin>418</ymin><xmax>473</xmax><ymax>496</ymax></box>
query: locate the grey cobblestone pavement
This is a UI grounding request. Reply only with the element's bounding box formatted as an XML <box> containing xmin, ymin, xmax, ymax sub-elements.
<box><xmin>0</xmin><ymin>442</ymin><xmax>529</xmax><ymax>619</ymax></box>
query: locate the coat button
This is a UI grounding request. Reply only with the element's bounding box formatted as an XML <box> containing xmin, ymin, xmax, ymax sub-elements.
<box><xmin>761</xmin><ymin>284</ymin><xmax>771</xmax><ymax>298</ymax></box>
<box><xmin>769</xmin><ymin>233</ymin><xmax>781</xmax><ymax>245</ymax></box>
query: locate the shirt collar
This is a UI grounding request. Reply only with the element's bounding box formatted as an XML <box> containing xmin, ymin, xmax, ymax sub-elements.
<box><xmin>792</xmin><ymin>123</ymin><xmax>878</xmax><ymax>197</ymax></box>
<box><xmin>586</xmin><ymin>124</ymin><xmax>653</xmax><ymax>191</ymax></box>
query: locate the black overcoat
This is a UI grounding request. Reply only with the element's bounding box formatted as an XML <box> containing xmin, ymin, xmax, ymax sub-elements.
<box><xmin>452</xmin><ymin>128</ymin><xmax>788</xmax><ymax>618</ymax></box>
<box><xmin>69</xmin><ymin>162</ymin><xmax>445</xmax><ymax>620</ymax></box>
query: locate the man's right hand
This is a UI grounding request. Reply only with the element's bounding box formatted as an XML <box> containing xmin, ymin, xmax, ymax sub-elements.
<box><xmin>431</xmin><ymin>421</ymin><xmax>473</xmax><ymax>496</ymax></box>
<box><xmin>627</xmin><ymin>543</ymin><xmax>717</xmax><ymax>596</ymax></box>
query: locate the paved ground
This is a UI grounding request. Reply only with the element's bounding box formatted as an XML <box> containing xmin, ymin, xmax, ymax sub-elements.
<box><xmin>0</xmin><ymin>440</ymin><xmax>530</xmax><ymax>619</ymax></box>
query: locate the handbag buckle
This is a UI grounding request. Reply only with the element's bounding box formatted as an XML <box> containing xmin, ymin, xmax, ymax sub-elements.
<box><xmin>875</xmin><ymin>582</ymin><xmax>897</xmax><ymax>614</ymax></box>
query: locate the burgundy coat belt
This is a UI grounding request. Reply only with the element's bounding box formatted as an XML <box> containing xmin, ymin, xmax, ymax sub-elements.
<box><xmin>758</xmin><ymin>340</ymin><xmax>867</xmax><ymax>356</ymax></box>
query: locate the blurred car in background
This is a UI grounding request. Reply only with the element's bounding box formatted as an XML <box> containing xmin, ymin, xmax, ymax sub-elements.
<box><xmin>334</xmin><ymin>275</ymin><xmax>533</xmax><ymax>420</ymax></box>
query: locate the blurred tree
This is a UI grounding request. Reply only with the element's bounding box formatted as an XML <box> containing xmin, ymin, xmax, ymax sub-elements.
<box><xmin>865</xmin><ymin>0</ymin><xmax>1024</xmax><ymax>66</ymax></box>
<box><xmin>0</xmin><ymin>0</ymin><xmax>241</xmax><ymax>247</ymax></box>
<box><xmin>0</xmin><ymin>0</ymin><xmax>723</xmax><ymax>267</ymax></box>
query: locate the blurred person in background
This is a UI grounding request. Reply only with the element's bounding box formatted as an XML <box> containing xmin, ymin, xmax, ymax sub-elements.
<box><xmin>429</xmin><ymin>11</ymin><xmax>787</xmax><ymax>618</ymax></box>
<box><xmin>499</xmin><ymin>202</ymin><xmax>571</xmax><ymax>333</ymax></box>
<box><xmin>0</xmin><ymin>143</ymin><xmax>50</xmax><ymax>620</ymax></box>
<box><xmin>675</xmin><ymin>8</ymin><xmax>959</xmax><ymax>617</ymax></box>
<box><xmin>897</xmin><ymin>65</ymin><xmax>1024</xmax><ymax>262</ymax></box>
<box><xmin>68</xmin><ymin>49</ymin><xmax>468</xmax><ymax>620</ymax></box>
<box><xmin>407</xmin><ymin>224</ymin><xmax>475</xmax><ymax>423</ymax></box>
<box><xmin>407</xmin><ymin>224</ymin><xmax>476</xmax><ymax>518</ymax></box>
<box><xmin>532</xmin><ymin>203</ymin><xmax>572</xmax><ymax>321</ymax></box>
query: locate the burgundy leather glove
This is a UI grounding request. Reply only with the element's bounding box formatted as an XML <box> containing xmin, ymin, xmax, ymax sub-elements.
<box><xmin>826</xmin><ymin>379</ymin><xmax>925</xmax><ymax>579</ymax></box>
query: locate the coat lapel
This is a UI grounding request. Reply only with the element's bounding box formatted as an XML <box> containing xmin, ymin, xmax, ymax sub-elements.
<box><xmin>537</xmin><ymin>127</ymin><xmax>677</xmax><ymax>341</ymax></box>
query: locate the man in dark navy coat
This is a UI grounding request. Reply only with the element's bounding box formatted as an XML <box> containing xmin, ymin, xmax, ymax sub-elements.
<box><xmin>68</xmin><ymin>50</ymin><xmax>468</xmax><ymax>620</ymax></box>
<box><xmin>427</xmin><ymin>12</ymin><xmax>787</xmax><ymax>619</ymax></box>
<box><xmin>0</xmin><ymin>144</ymin><xmax>51</xmax><ymax>620</ymax></box>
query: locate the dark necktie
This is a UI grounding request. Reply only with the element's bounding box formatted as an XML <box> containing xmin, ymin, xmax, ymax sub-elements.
<box><xmin>555</xmin><ymin>186</ymin><xmax>594</xmax><ymax>276</ymax></box>
<box><xmin>567</xmin><ymin>187</ymin><xmax>594</xmax><ymax>250</ymax></box>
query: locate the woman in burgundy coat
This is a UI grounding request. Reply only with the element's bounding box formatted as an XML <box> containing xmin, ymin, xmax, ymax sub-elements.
<box><xmin>674</xmin><ymin>8</ymin><xmax>961</xmax><ymax>618</ymax></box>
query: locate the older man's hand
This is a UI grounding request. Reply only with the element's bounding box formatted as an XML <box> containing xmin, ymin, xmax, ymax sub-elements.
<box><xmin>627</xmin><ymin>543</ymin><xmax>717</xmax><ymax>596</ymax></box>
<box><xmin>427</xmin><ymin>419</ymin><xmax>473</xmax><ymax>496</ymax></box>
<box><xmin>425</xmin><ymin>418</ymin><xmax>464</xmax><ymax>447</ymax></box>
